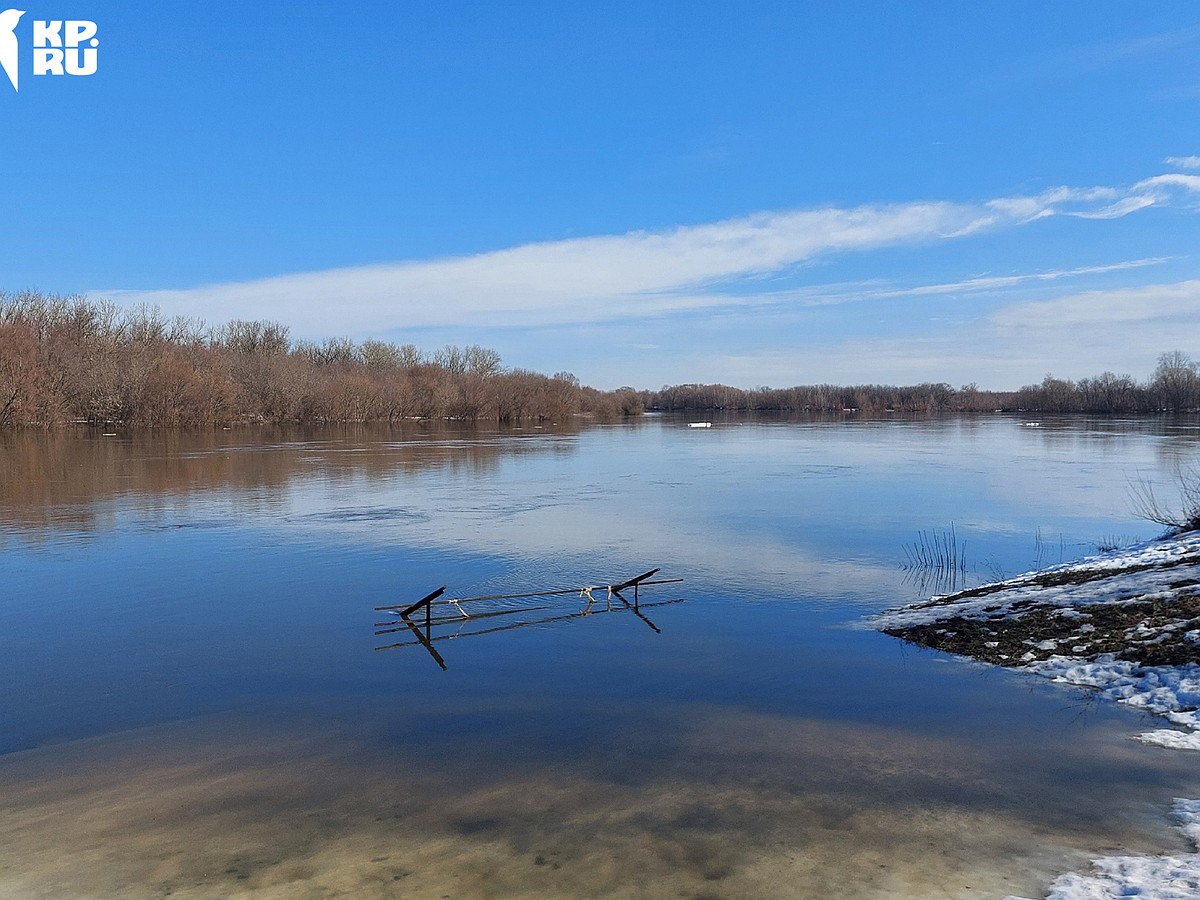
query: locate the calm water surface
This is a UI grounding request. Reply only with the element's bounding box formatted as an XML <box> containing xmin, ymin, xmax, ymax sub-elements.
<box><xmin>3</xmin><ymin>415</ymin><xmax>1200</xmax><ymax>898</ymax></box>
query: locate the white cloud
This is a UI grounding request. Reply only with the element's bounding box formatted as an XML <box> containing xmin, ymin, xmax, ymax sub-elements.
<box><xmin>760</xmin><ymin>258</ymin><xmax>1172</xmax><ymax>306</ymax></box>
<box><xmin>885</xmin><ymin>257</ymin><xmax>1171</xmax><ymax>296</ymax></box>
<box><xmin>1067</xmin><ymin>175</ymin><xmax>1200</xmax><ymax>220</ymax></box>
<box><xmin>100</xmin><ymin>202</ymin><xmax>987</xmax><ymax>332</ymax></box>
<box><xmin>1070</xmin><ymin>194</ymin><xmax>1159</xmax><ymax>220</ymax></box>
<box><xmin>95</xmin><ymin>170</ymin><xmax>1197</xmax><ymax>336</ymax></box>
<box><xmin>709</xmin><ymin>280</ymin><xmax>1200</xmax><ymax>390</ymax></box>
<box><xmin>1166</xmin><ymin>155</ymin><xmax>1200</xmax><ymax>170</ymax></box>
<box><xmin>1138</xmin><ymin>173</ymin><xmax>1200</xmax><ymax>190</ymax></box>
<box><xmin>988</xmin><ymin>278</ymin><xmax>1200</xmax><ymax>330</ymax></box>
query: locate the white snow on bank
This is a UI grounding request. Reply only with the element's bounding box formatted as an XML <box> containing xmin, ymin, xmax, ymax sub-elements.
<box><xmin>1140</xmin><ymin>730</ymin><xmax>1200</xmax><ymax>751</ymax></box>
<box><xmin>871</xmin><ymin>531</ymin><xmax>1200</xmax><ymax>747</ymax></box>
<box><xmin>1006</xmin><ymin>799</ymin><xmax>1200</xmax><ymax>900</ymax></box>
<box><xmin>1028</xmin><ymin>655</ymin><xmax>1200</xmax><ymax>748</ymax></box>
<box><xmin>872</xmin><ymin>531</ymin><xmax>1200</xmax><ymax>632</ymax></box>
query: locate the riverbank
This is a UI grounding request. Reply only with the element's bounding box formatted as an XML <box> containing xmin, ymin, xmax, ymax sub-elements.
<box><xmin>874</xmin><ymin>530</ymin><xmax>1200</xmax><ymax>747</ymax></box>
<box><xmin>872</xmin><ymin>530</ymin><xmax>1200</xmax><ymax>897</ymax></box>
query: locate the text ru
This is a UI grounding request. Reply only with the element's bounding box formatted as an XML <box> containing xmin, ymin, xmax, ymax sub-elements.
<box><xmin>32</xmin><ymin>19</ymin><xmax>98</xmax><ymax>76</ymax></box>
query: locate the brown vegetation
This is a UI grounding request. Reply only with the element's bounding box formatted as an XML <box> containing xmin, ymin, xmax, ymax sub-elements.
<box><xmin>645</xmin><ymin>352</ymin><xmax>1200</xmax><ymax>415</ymax></box>
<box><xmin>4</xmin><ymin>288</ymin><xmax>1195</xmax><ymax>427</ymax></box>
<box><xmin>0</xmin><ymin>290</ymin><xmax>644</xmax><ymax>428</ymax></box>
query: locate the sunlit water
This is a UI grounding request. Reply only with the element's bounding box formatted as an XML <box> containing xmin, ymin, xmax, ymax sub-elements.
<box><xmin>3</xmin><ymin>415</ymin><xmax>1200</xmax><ymax>898</ymax></box>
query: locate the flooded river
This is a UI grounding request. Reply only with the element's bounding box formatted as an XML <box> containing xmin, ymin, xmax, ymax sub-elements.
<box><xmin>3</xmin><ymin>415</ymin><xmax>1200</xmax><ymax>898</ymax></box>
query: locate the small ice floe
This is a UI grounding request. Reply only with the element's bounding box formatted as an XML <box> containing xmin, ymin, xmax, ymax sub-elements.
<box><xmin>1022</xmin><ymin>799</ymin><xmax>1200</xmax><ymax>900</ymax></box>
<box><xmin>687</xmin><ymin>422</ymin><xmax>712</xmax><ymax>428</ymax></box>
<box><xmin>1022</xmin><ymin>421</ymin><xmax>1042</xmax><ymax>427</ymax></box>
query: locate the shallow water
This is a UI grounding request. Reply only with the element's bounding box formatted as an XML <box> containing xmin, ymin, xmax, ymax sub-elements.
<box><xmin>3</xmin><ymin>415</ymin><xmax>1200</xmax><ymax>898</ymax></box>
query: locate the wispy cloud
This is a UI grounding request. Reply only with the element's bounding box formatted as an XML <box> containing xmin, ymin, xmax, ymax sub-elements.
<box><xmin>997</xmin><ymin>27</ymin><xmax>1200</xmax><ymax>85</ymax></box>
<box><xmin>867</xmin><ymin>258</ymin><xmax>1171</xmax><ymax>298</ymax></box>
<box><xmin>1165</xmin><ymin>155</ymin><xmax>1200</xmax><ymax>170</ymax></box>
<box><xmin>1065</xmin><ymin>174</ymin><xmax>1200</xmax><ymax>219</ymax></box>
<box><xmin>987</xmin><ymin>278</ymin><xmax>1200</xmax><ymax>330</ymax></box>
<box><xmin>743</xmin><ymin>257</ymin><xmax>1172</xmax><ymax>308</ymax></box>
<box><xmin>710</xmin><ymin>279</ymin><xmax>1200</xmax><ymax>390</ymax></box>
<box><xmin>100</xmin><ymin>201</ymin><xmax>996</xmax><ymax>331</ymax></box>
<box><xmin>980</xmin><ymin>28</ymin><xmax>1200</xmax><ymax>94</ymax></box>
<box><xmin>98</xmin><ymin>170</ymin><xmax>1200</xmax><ymax>335</ymax></box>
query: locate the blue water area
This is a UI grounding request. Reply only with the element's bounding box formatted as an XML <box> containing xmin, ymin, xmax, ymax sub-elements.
<box><xmin>3</xmin><ymin>416</ymin><xmax>1200</xmax><ymax>897</ymax></box>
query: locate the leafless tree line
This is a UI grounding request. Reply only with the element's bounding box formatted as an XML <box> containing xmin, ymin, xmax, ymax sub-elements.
<box><xmin>646</xmin><ymin>352</ymin><xmax>1200</xmax><ymax>415</ymax></box>
<box><xmin>4</xmin><ymin>289</ymin><xmax>1195</xmax><ymax>428</ymax></box>
<box><xmin>0</xmin><ymin>291</ymin><xmax>643</xmax><ymax>427</ymax></box>
<box><xmin>648</xmin><ymin>381</ymin><xmax>961</xmax><ymax>414</ymax></box>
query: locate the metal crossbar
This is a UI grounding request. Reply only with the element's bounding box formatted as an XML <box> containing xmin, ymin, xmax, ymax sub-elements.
<box><xmin>374</xmin><ymin>568</ymin><xmax>684</xmax><ymax>670</ymax></box>
<box><xmin>372</xmin><ymin>571</ymin><xmax>681</xmax><ymax>612</ymax></box>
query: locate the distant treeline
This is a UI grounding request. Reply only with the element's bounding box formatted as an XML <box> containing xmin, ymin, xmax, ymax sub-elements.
<box><xmin>4</xmin><ymin>290</ymin><xmax>1197</xmax><ymax>428</ymax></box>
<box><xmin>0</xmin><ymin>291</ymin><xmax>643</xmax><ymax>427</ymax></box>
<box><xmin>646</xmin><ymin>354</ymin><xmax>1200</xmax><ymax>415</ymax></box>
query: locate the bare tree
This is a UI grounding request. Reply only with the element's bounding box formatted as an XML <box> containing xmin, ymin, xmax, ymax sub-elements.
<box><xmin>221</xmin><ymin>320</ymin><xmax>291</xmax><ymax>355</ymax></box>
<box><xmin>303</xmin><ymin>337</ymin><xmax>359</xmax><ymax>368</ymax></box>
<box><xmin>434</xmin><ymin>345</ymin><xmax>467</xmax><ymax>375</ymax></box>
<box><xmin>464</xmin><ymin>345</ymin><xmax>502</xmax><ymax>377</ymax></box>
<box><xmin>361</xmin><ymin>339</ymin><xmax>402</xmax><ymax>369</ymax></box>
<box><xmin>1151</xmin><ymin>351</ymin><xmax>1200</xmax><ymax>413</ymax></box>
<box><xmin>1129</xmin><ymin>459</ymin><xmax>1200</xmax><ymax>534</ymax></box>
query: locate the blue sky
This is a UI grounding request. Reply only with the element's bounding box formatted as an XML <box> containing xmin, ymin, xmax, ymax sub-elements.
<box><xmin>2</xmin><ymin>1</ymin><xmax>1199</xmax><ymax>389</ymax></box>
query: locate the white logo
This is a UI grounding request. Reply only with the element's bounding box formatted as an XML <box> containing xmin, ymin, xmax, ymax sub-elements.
<box><xmin>1</xmin><ymin>8</ymin><xmax>99</xmax><ymax>93</ymax></box>
<box><xmin>0</xmin><ymin>8</ymin><xmax>22</xmax><ymax>92</ymax></box>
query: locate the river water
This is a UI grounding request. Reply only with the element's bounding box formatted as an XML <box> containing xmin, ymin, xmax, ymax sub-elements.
<box><xmin>3</xmin><ymin>415</ymin><xmax>1200</xmax><ymax>898</ymax></box>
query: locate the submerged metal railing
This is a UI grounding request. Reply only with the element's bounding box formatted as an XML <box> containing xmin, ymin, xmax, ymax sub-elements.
<box><xmin>373</xmin><ymin>568</ymin><xmax>684</xmax><ymax>670</ymax></box>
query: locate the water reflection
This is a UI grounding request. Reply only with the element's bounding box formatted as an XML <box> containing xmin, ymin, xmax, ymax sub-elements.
<box><xmin>0</xmin><ymin>423</ymin><xmax>584</xmax><ymax>540</ymax></box>
<box><xmin>4</xmin><ymin>416</ymin><xmax>1195</xmax><ymax>607</ymax></box>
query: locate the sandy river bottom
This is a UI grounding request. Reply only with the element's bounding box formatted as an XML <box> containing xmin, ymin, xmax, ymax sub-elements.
<box><xmin>2</xmin><ymin>702</ymin><xmax>1194</xmax><ymax>900</ymax></box>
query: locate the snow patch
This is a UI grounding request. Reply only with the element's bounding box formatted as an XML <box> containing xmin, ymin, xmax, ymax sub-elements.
<box><xmin>1137</xmin><ymin>730</ymin><xmax>1200</xmax><ymax>751</ymax></box>
<box><xmin>1009</xmin><ymin>799</ymin><xmax>1200</xmax><ymax>900</ymax></box>
<box><xmin>1028</xmin><ymin>655</ymin><xmax>1200</xmax><ymax>727</ymax></box>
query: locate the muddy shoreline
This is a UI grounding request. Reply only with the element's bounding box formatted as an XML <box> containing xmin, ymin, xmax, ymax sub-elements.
<box><xmin>876</xmin><ymin>531</ymin><xmax>1200</xmax><ymax>674</ymax></box>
